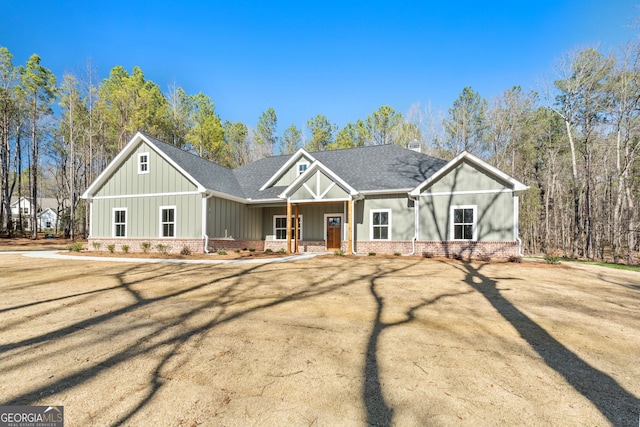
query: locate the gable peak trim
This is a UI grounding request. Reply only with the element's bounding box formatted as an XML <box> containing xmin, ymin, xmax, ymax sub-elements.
<box><xmin>259</xmin><ymin>148</ymin><xmax>316</xmax><ymax>191</ymax></box>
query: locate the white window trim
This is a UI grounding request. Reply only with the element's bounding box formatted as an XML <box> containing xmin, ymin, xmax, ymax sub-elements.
<box><xmin>450</xmin><ymin>205</ymin><xmax>477</xmax><ymax>241</ymax></box>
<box><xmin>296</xmin><ymin>160</ymin><xmax>310</xmax><ymax>176</ymax></box>
<box><xmin>138</xmin><ymin>152</ymin><xmax>149</xmax><ymax>174</ymax></box>
<box><xmin>159</xmin><ymin>205</ymin><xmax>177</xmax><ymax>238</ymax></box>
<box><xmin>112</xmin><ymin>207</ymin><xmax>128</xmax><ymax>238</ymax></box>
<box><xmin>370</xmin><ymin>209</ymin><xmax>392</xmax><ymax>240</ymax></box>
<box><xmin>273</xmin><ymin>214</ymin><xmax>303</xmax><ymax>240</ymax></box>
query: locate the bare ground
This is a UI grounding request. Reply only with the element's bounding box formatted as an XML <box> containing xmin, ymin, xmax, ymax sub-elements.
<box><xmin>0</xmin><ymin>251</ymin><xmax>638</xmax><ymax>426</ymax></box>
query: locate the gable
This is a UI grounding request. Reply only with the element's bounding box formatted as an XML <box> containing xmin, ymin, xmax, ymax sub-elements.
<box><xmin>273</xmin><ymin>154</ymin><xmax>314</xmax><ymax>187</ymax></box>
<box><xmin>421</xmin><ymin>160</ymin><xmax>512</xmax><ymax>195</ymax></box>
<box><xmin>288</xmin><ymin>170</ymin><xmax>350</xmax><ymax>201</ymax></box>
<box><xmin>93</xmin><ymin>141</ymin><xmax>198</xmax><ymax>198</ymax></box>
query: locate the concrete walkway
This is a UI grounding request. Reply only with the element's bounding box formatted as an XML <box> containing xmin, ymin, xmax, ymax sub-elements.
<box><xmin>1</xmin><ymin>250</ymin><xmax>319</xmax><ymax>265</ymax></box>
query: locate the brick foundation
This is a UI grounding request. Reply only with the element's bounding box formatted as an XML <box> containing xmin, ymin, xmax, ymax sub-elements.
<box><xmin>87</xmin><ymin>238</ymin><xmax>206</xmax><ymax>254</ymax></box>
<box><xmin>354</xmin><ymin>240</ymin><xmax>521</xmax><ymax>260</ymax></box>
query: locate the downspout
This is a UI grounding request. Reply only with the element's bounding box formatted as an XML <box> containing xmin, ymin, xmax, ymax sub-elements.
<box><xmin>405</xmin><ymin>194</ymin><xmax>419</xmax><ymax>256</ymax></box>
<box><xmin>202</xmin><ymin>193</ymin><xmax>214</xmax><ymax>253</ymax></box>
<box><xmin>514</xmin><ymin>192</ymin><xmax>524</xmax><ymax>257</ymax></box>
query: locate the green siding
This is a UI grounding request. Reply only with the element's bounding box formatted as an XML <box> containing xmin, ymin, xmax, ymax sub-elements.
<box><xmin>419</xmin><ymin>192</ymin><xmax>514</xmax><ymax>241</ymax></box>
<box><xmin>423</xmin><ymin>161</ymin><xmax>511</xmax><ymax>194</ymax></box>
<box><xmin>91</xmin><ymin>193</ymin><xmax>203</xmax><ymax>238</ymax></box>
<box><xmin>94</xmin><ymin>142</ymin><xmax>197</xmax><ymax>197</ymax></box>
<box><xmin>355</xmin><ymin>195</ymin><xmax>414</xmax><ymax>241</ymax></box>
<box><xmin>273</xmin><ymin>155</ymin><xmax>313</xmax><ymax>187</ymax></box>
<box><xmin>208</xmin><ymin>197</ymin><xmax>262</xmax><ymax>239</ymax></box>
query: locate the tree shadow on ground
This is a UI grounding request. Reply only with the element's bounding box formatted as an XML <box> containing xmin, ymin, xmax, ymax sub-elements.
<box><xmin>363</xmin><ymin>262</ymin><xmax>472</xmax><ymax>426</ymax></box>
<box><xmin>0</xmin><ymin>260</ymin><xmax>357</xmax><ymax>426</ymax></box>
<box><xmin>454</xmin><ymin>261</ymin><xmax>640</xmax><ymax>426</ymax></box>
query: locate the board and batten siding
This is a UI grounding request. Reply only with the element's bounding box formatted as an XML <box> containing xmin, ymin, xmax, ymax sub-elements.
<box><xmin>207</xmin><ymin>197</ymin><xmax>262</xmax><ymax>240</ymax></box>
<box><xmin>91</xmin><ymin>194</ymin><xmax>202</xmax><ymax>238</ymax></box>
<box><xmin>355</xmin><ymin>195</ymin><xmax>414</xmax><ymax>241</ymax></box>
<box><xmin>418</xmin><ymin>160</ymin><xmax>515</xmax><ymax>242</ymax></box>
<box><xmin>273</xmin><ymin>154</ymin><xmax>313</xmax><ymax>187</ymax></box>
<box><xmin>94</xmin><ymin>142</ymin><xmax>198</xmax><ymax>197</ymax></box>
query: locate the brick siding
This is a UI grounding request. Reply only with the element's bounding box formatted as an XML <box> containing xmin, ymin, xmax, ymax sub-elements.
<box><xmin>88</xmin><ymin>238</ymin><xmax>205</xmax><ymax>254</ymax></box>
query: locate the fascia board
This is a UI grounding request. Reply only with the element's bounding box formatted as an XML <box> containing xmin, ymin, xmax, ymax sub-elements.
<box><xmin>278</xmin><ymin>160</ymin><xmax>358</xmax><ymax>199</ymax></box>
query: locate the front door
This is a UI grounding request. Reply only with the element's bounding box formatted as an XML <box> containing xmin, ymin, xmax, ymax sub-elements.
<box><xmin>326</xmin><ymin>216</ymin><xmax>342</xmax><ymax>250</ymax></box>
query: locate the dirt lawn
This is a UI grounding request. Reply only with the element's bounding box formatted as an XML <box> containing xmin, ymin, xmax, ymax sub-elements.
<box><xmin>0</xmin><ymin>252</ymin><xmax>638</xmax><ymax>426</ymax></box>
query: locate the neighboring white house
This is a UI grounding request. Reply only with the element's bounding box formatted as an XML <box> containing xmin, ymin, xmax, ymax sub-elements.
<box><xmin>9</xmin><ymin>197</ymin><xmax>63</xmax><ymax>231</ymax></box>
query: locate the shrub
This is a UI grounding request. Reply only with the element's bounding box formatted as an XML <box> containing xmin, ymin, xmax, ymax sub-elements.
<box><xmin>334</xmin><ymin>249</ymin><xmax>344</xmax><ymax>256</ymax></box>
<box><xmin>265</xmin><ymin>248</ymin><xmax>273</xmax><ymax>253</ymax></box>
<box><xmin>278</xmin><ymin>248</ymin><xmax>286</xmax><ymax>254</ymax></box>
<box><xmin>181</xmin><ymin>246</ymin><xmax>192</xmax><ymax>256</ymax></box>
<box><xmin>156</xmin><ymin>243</ymin><xmax>169</xmax><ymax>255</ymax></box>
<box><xmin>107</xmin><ymin>244</ymin><xmax>116</xmax><ymax>253</ymax></box>
<box><xmin>91</xmin><ymin>241</ymin><xmax>102</xmax><ymax>250</ymax></box>
<box><xmin>479</xmin><ymin>255</ymin><xmax>491</xmax><ymax>262</ymax></box>
<box><xmin>544</xmin><ymin>253</ymin><xmax>561</xmax><ymax>265</ymax></box>
<box><xmin>234</xmin><ymin>249</ymin><xmax>241</xmax><ymax>253</ymax></box>
<box><xmin>140</xmin><ymin>242</ymin><xmax>151</xmax><ymax>253</ymax></box>
<box><xmin>248</xmin><ymin>248</ymin><xmax>256</xmax><ymax>252</ymax></box>
<box><xmin>422</xmin><ymin>251</ymin><xmax>434</xmax><ymax>259</ymax></box>
<box><xmin>368</xmin><ymin>252</ymin><xmax>376</xmax><ymax>256</ymax></box>
<box><xmin>68</xmin><ymin>242</ymin><xmax>83</xmax><ymax>252</ymax></box>
<box><xmin>508</xmin><ymin>256</ymin><xmax>522</xmax><ymax>263</ymax></box>
<box><xmin>216</xmin><ymin>249</ymin><xmax>227</xmax><ymax>255</ymax></box>
<box><xmin>121</xmin><ymin>245</ymin><xmax>130</xmax><ymax>254</ymax></box>
<box><xmin>393</xmin><ymin>252</ymin><xmax>401</xmax><ymax>256</ymax></box>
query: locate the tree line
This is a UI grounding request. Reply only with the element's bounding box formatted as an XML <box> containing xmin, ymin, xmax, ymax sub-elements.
<box><xmin>1</xmin><ymin>39</ymin><xmax>639</xmax><ymax>264</ymax></box>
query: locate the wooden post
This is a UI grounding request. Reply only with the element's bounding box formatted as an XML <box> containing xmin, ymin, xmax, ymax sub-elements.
<box><xmin>348</xmin><ymin>198</ymin><xmax>354</xmax><ymax>254</ymax></box>
<box><xmin>294</xmin><ymin>204</ymin><xmax>299</xmax><ymax>253</ymax></box>
<box><xmin>286</xmin><ymin>200</ymin><xmax>292</xmax><ymax>253</ymax></box>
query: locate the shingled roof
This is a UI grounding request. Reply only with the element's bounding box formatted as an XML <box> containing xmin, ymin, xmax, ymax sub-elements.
<box><xmin>144</xmin><ymin>133</ymin><xmax>447</xmax><ymax>201</ymax></box>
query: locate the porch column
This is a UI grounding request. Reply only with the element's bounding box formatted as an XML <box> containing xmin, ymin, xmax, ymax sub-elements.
<box><xmin>286</xmin><ymin>200</ymin><xmax>292</xmax><ymax>253</ymax></box>
<box><xmin>348</xmin><ymin>198</ymin><xmax>353</xmax><ymax>254</ymax></box>
<box><xmin>294</xmin><ymin>204</ymin><xmax>299</xmax><ymax>253</ymax></box>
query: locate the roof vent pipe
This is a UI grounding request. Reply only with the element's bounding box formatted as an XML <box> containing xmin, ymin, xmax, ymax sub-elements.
<box><xmin>408</xmin><ymin>140</ymin><xmax>421</xmax><ymax>153</ymax></box>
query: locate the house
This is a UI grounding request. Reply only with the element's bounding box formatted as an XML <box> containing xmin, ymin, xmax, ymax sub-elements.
<box><xmin>81</xmin><ymin>132</ymin><xmax>529</xmax><ymax>259</ymax></box>
<box><xmin>10</xmin><ymin>196</ymin><xmax>62</xmax><ymax>231</ymax></box>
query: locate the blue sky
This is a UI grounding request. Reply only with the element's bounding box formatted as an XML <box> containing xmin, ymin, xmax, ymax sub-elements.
<box><xmin>1</xmin><ymin>1</ymin><xmax>637</xmax><ymax>137</ymax></box>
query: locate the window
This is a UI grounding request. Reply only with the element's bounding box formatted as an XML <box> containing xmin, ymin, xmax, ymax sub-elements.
<box><xmin>451</xmin><ymin>206</ymin><xmax>477</xmax><ymax>240</ymax></box>
<box><xmin>113</xmin><ymin>208</ymin><xmax>127</xmax><ymax>237</ymax></box>
<box><xmin>45</xmin><ymin>220</ymin><xmax>52</xmax><ymax>228</ymax></box>
<box><xmin>160</xmin><ymin>206</ymin><xmax>176</xmax><ymax>237</ymax></box>
<box><xmin>370</xmin><ymin>209</ymin><xmax>391</xmax><ymax>240</ymax></box>
<box><xmin>297</xmin><ymin>161</ymin><xmax>309</xmax><ymax>176</ymax></box>
<box><xmin>274</xmin><ymin>215</ymin><xmax>303</xmax><ymax>240</ymax></box>
<box><xmin>138</xmin><ymin>152</ymin><xmax>149</xmax><ymax>174</ymax></box>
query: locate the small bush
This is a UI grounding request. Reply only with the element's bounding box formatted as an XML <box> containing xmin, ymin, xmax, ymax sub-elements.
<box><xmin>216</xmin><ymin>249</ymin><xmax>227</xmax><ymax>255</ymax></box>
<box><xmin>156</xmin><ymin>243</ymin><xmax>170</xmax><ymax>255</ymax></box>
<box><xmin>180</xmin><ymin>246</ymin><xmax>192</xmax><ymax>255</ymax></box>
<box><xmin>334</xmin><ymin>249</ymin><xmax>344</xmax><ymax>256</ymax></box>
<box><xmin>234</xmin><ymin>249</ymin><xmax>241</xmax><ymax>253</ymax></box>
<box><xmin>508</xmin><ymin>256</ymin><xmax>522</xmax><ymax>263</ymax></box>
<box><xmin>544</xmin><ymin>253</ymin><xmax>561</xmax><ymax>265</ymax></box>
<box><xmin>140</xmin><ymin>242</ymin><xmax>151</xmax><ymax>253</ymax></box>
<box><xmin>479</xmin><ymin>255</ymin><xmax>491</xmax><ymax>262</ymax></box>
<box><xmin>393</xmin><ymin>252</ymin><xmax>401</xmax><ymax>256</ymax></box>
<box><xmin>121</xmin><ymin>245</ymin><xmax>130</xmax><ymax>254</ymax></box>
<box><xmin>91</xmin><ymin>241</ymin><xmax>102</xmax><ymax>250</ymax></box>
<box><xmin>248</xmin><ymin>248</ymin><xmax>256</xmax><ymax>252</ymax></box>
<box><xmin>107</xmin><ymin>244</ymin><xmax>116</xmax><ymax>253</ymax></box>
<box><xmin>68</xmin><ymin>242</ymin><xmax>83</xmax><ymax>252</ymax></box>
<box><xmin>422</xmin><ymin>251</ymin><xmax>434</xmax><ymax>259</ymax></box>
<box><xmin>278</xmin><ymin>248</ymin><xmax>286</xmax><ymax>254</ymax></box>
<box><xmin>368</xmin><ymin>252</ymin><xmax>376</xmax><ymax>256</ymax></box>
<box><xmin>265</xmin><ymin>248</ymin><xmax>273</xmax><ymax>253</ymax></box>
